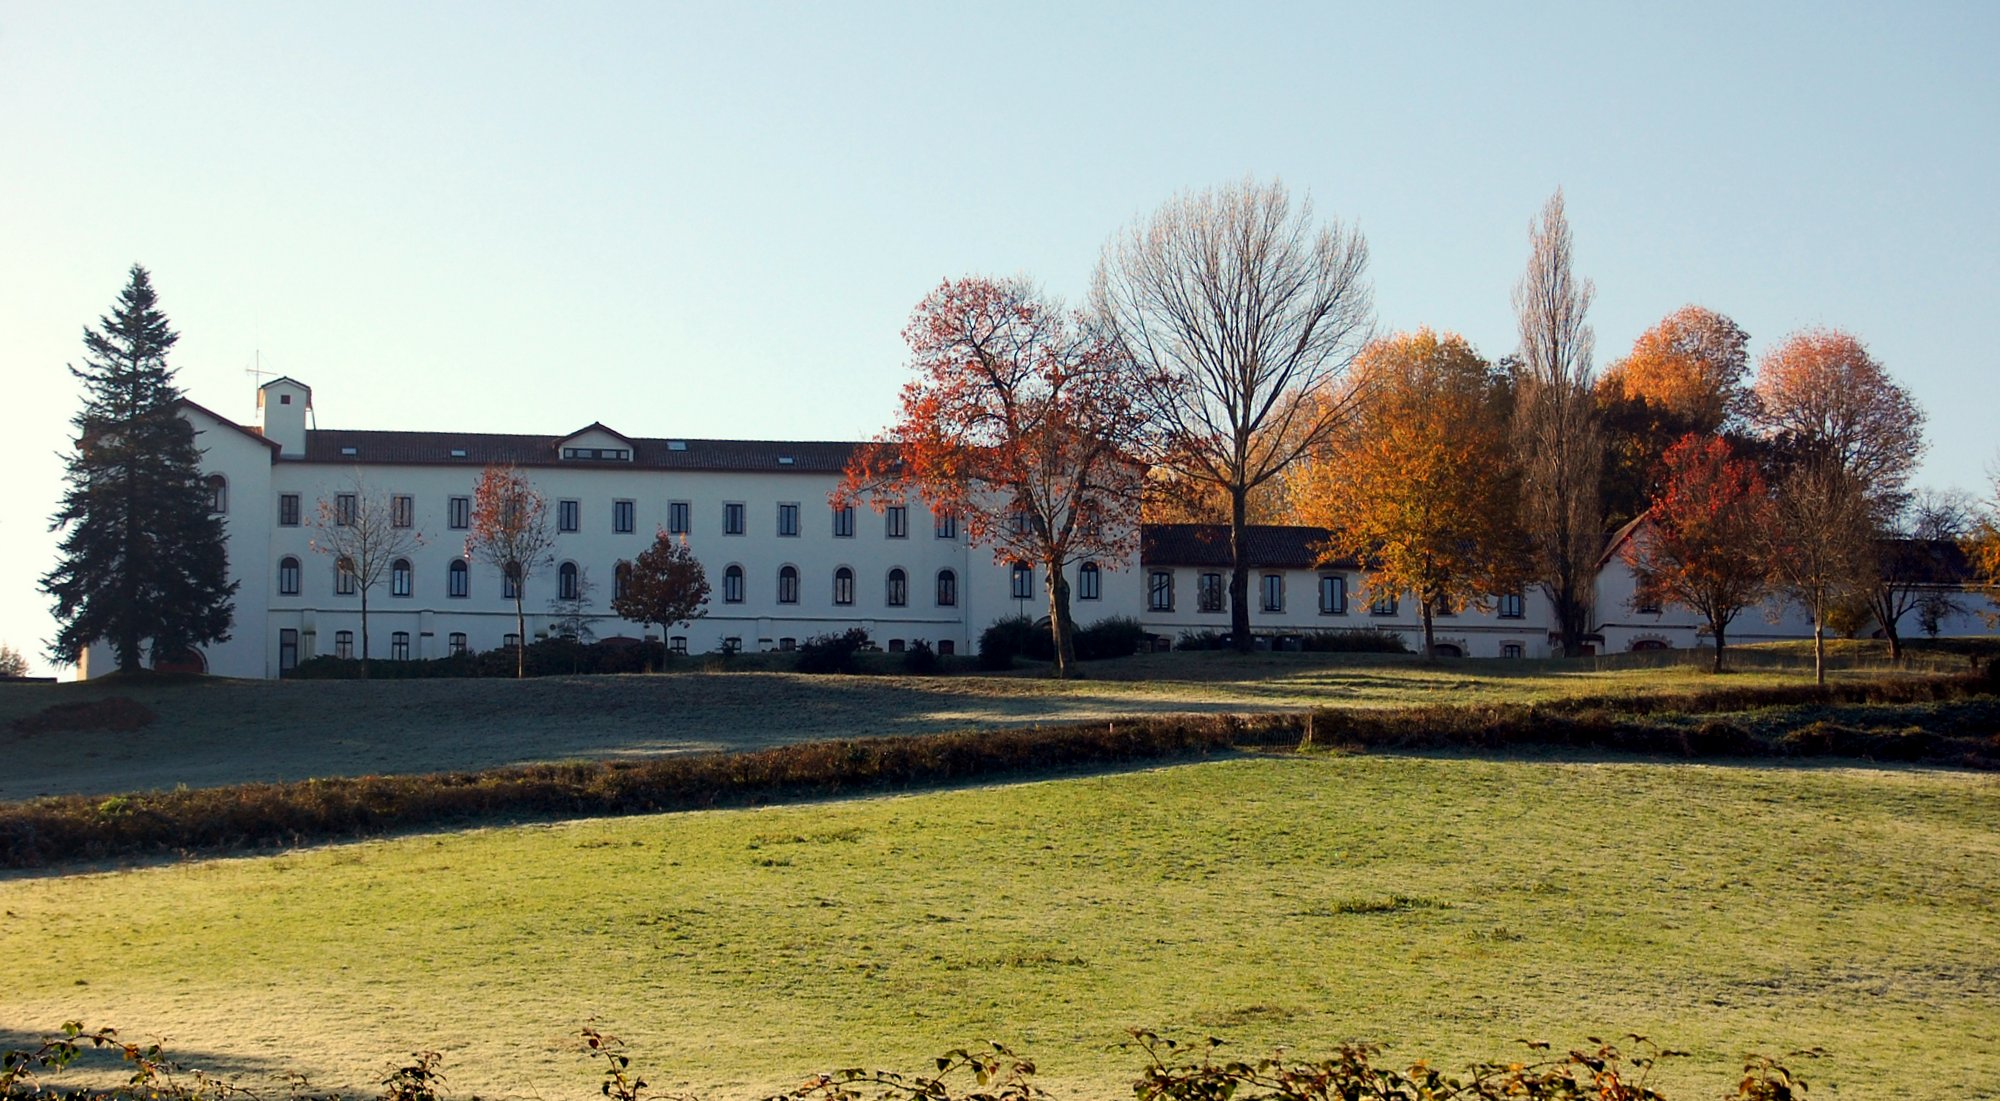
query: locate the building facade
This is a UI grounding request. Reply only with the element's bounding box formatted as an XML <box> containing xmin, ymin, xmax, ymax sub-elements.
<box><xmin>76</xmin><ymin>377</ymin><xmax>1999</xmax><ymax>678</ymax></box>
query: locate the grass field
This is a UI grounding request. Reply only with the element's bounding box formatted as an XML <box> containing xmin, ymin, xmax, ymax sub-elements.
<box><xmin>4</xmin><ymin>753</ymin><xmax>1996</xmax><ymax>1100</ymax></box>
<box><xmin>0</xmin><ymin>646</ymin><xmax>1954</xmax><ymax>801</ymax></box>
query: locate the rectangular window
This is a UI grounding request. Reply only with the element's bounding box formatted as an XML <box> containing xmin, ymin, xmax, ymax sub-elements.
<box><xmin>1078</xmin><ymin>563</ymin><xmax>1100</xmax><ymax>601</ymax></box>
<box><xmin>1370</xmin><ymin>593</ymin><xmax>1400</xmax><ymax>616</ymax></box>
<box><xmin>1010</xmin><ymin>563</ymin><xmax>1034</xmax><ymax>600</ymax></box>
<box><xmin>335</xmin><ymin>559</ymin><xmax>356</xmax><ymax>595</ymax></box>
<box><xmin>558</xmin><ymin>499</ymin><xmax>580</xmax><ymax>532</ymax></box>
<box><xmin>448</xmin><ymin>632</ymin><xmax>467</xmax><ymax>657</ymax></box>
<box><xmin>1319</xmin><ymin>575</ymin><xmax>1348</xmax><ymax>615</ymax></box>
<box><xmin>777</xmin><ymin>503</ymin><xmax>800</xmax><ymax>536</ymax></box>
<box><xmin>279</xmin><ymin>559</ymin><xmax>300</xmax><ymax>596</ymax></box>
<box><xmin>670</xmin><ymin>636</ymin><xmax>688</xmax><ymax>655</ymax></box>
<box><xmin>832</xmin><ymin>505</ymin><xmax>854</xmax><ymax>537</ymax></box>
<box><xmin>391</xmin><ymin>632</ymin><xmax>410</xmax><ymax>661</ymax></box>
<box><xmin>449</xmin><ymin>496</ymin><xmax>470</xmax><ymax>530</ymax></box>
<box><xmin>1261</xmin><ymin>573</ymin><xmax>1284</xmax><ymax>613</ymax></box>
<box><xmin>723</xmin><ymin>637</ymin><xmax>742</xmax><ymax>654</ymax></box>
<box><xmin>669</xmin><ymin>501</ymin><xmax>691</xmax><ymax>535</ymax></box>
<box><xmin>1197</xmin><ymin>573</ymin><xmax>1224</xmax><ymax>613</ymax></box>
<box><xmin>724</xmin><ymin>502</ymin><xmax>745</xmax><ymax>535</ymax></box>
<box><xmin>278</xmin><ymin>493</ymin><xmax>300</xmax><ymax>527</ymax></box>
<box><xmin>335</xmin><ymin>493</ymin><xmax>356</xmax><ymax>527</ymax></box>
<box><xmin>885</xmin><ymin>505</ymin><xmax>907</xmax><ymax>538</ymax></box>
<box><xmin>1498</xmin><ymin>592</ymin><xmax>1525</xmax><ymax>619</ymax></box>
<box><xmin>504</xmin><ymin>633</ymin><xmax>520</xmax><ymax>650</ymax></box>
<box><xmin>392</xmin><ymin>495</ymin><xmax>414</xmax><ymax>528</ymax></box>
<box><xmin>935</xmin><ymin>513</ymin><xmax>957</xmax><ymax>540</ymax></box>
<box><xmin>613</xmin><ymin>500</ymin><xmax>635</xmax><ymax>533</ymax></box>
<box><xmin>1148</xmin><ymin>571</ymin><xmax>1174</xmax><ymax>612</ymax></box>
<box><xmin>1010</xmin><ymin>511</ymin><xmax>1033</xmax><ymax>535</ymax></box>
<box><xmin>278</xmin><ymin>629</ymin><xmax>298</xmax><ymax>675</ymax></box>
<box><xmin>335</xmin><ymin>630</ymin><xmax>354</xmax><ymax>660</ymax></box>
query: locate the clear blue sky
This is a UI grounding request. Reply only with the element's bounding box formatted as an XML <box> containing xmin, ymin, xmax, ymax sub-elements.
<box><xmin>3</xmin><ymin>2</ymin><xmax>1995</xmax><ymax>674</ymax></box>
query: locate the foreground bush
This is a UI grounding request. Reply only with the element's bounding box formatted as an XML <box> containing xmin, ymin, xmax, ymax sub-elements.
<box><xmin>980</xmin><ymin>615</ymin><xmax>1150</xmax><ymax>668</ymax></box>
<box><xmin>1</xmin><ymin>671</ymin><xmax>1991</xmax><ymax>869</ymax></box>
<box><xmin>1</xmin><ymin>1023</ymin><xmax>1818</xmax><ymax>1101</ymax></box>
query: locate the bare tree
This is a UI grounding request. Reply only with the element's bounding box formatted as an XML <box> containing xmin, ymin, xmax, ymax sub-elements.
<box><xmin>1864</xmin><ymin>488</ymin><xmax>1974</xmax><ymax>656</ymax></box>
<box><xmin>1768</xmin><ymin>460</ymin><xmax>1873</xmax><ymax>684</ymax></box>
<box><xmin>310</xmin><ymin>475</ymin><xmax>425</xmax><ymax>675</ymax></box>
<box><xmin>0</xmin><ymin>643</ymin><xmax>27</xmax><ymax>679</ymax></box>
<box><xmin>1511</xmin><ymin>189</ymin><xmax>1604</xmax><ymax>656</ymax></box>
<box><xmin>466</xmin><ymin>465</ymin><xmax>559</xmax><ymax>678</ymax></box>
<box><xmin>1094</xmin><ymin>178</ymin><xmax>1373</xmax><ymax>651</ymax></box>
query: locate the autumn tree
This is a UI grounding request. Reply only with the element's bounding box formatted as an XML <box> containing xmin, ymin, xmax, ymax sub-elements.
<box><xmin>1967</xmin><ymin>472</ymin><xmax>2000</xmax><ymax>629</ymax></box>
<box><xmin>1290</xmin><ymin>330</ymin><xmax>1524</xmax><ymax>658</ymax></box>
<box><xmin>1767</xmin><ymin>460</ymin><xmax>1873</xmax><ymax>684</ymax></box>
<box><xmin>1596</xmin><ymin>305</ymin><xmax>1753</xmax><ymax>526</ymax></box>
<box><xmin>1754</xmin><ymin>328</ymin><xmax>1926</xmax><ymax>518</ymax></box>
<box><xmin>310</xmin><ymin>476</ymin><xmax>425</xmax><ymax>675</ymax></box>
<box><xmin>1511</xmin><ymin>190</ymin><xmax>1604</xmax><ymax>656</ymax></box>
<box><xmin>1095</xmin><ymin>178</ymin><xmax>1373</xmax><ymax>652</ymax></box>
<box><xmin>842</xmin><ymin>277</ymin><xmax>1145</xmax><ymax>677</ymax></box>
<box><xmin>41</xmin><ymin>265</ymin><xmax>235</xmax><ymax>672</ymax></box>
<box><xmin>611</xmin><ymin>530</ymin><xmax>711</xmax><ymax>659</ymax></box>
<box><xmin>466</xmin><ymin>464</ymin><xmax>558</xmax><ymax>678</ymax></box>
<box><xmin>1624</xmin><ymin>434</ymin><xmax>1775</xmax><ymax>672</ymax></box>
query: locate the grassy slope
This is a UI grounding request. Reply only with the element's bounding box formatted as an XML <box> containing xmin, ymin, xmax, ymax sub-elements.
<box><xmin>3</xmin><ymin>754</ymin><xmax>1996</xmax><ymax>1100</ymax></box>
<box><xmin>0</xmin><ymin>648</ymin><xmax>1948</xmax><ymax>801</ymax></box>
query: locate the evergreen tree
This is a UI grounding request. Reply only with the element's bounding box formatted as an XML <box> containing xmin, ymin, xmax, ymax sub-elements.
<box><xmin>40</xmin><ymin>265</ymin><xmax>236</xmax><ymax>672</ymax></box>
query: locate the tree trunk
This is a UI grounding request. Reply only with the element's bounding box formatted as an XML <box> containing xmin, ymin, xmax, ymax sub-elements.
<box><xmin>358</xmin><ymin>588</ymin><xmax>371</xmax><ymax>680</ymax></box>
<box><xmin>1045</xmin><ymin>564</ymin><xmax>1076</xmax><ymax>679</ymax></box>
<box><xmin>1885</xmin><ymin>622</ymin><xmax>1903</xmax><ymax>663</ymax></box>
<box><xmin>1711</xmin><ymin>617</ymin><xmax>1726</xmax><ymax>674</ymax></box>
<box><xmin>1421</xmin><ymin>603</ymin><xmax>1436</xmax><ymax>660</ymax></box>
<box><xmin>1813</xmin><ymin>620</ymin><xmax>1826</xmax><ymax>686</ymax></box>
<box><xmin>1229</xmin><ymin>486</ymin><xmax>1252</xmax><ymax>653</ymax></box>
<box><xmin>515</xmin><ymin>593</ymin><xmax>527</xmax><ymax>679</ymax></box>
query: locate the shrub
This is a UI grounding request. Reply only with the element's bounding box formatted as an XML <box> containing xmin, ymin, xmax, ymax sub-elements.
<box><xmin>1175</xmin><ymin>629</ymin><xmax>1227</xmax><ymax>651</ymax></box>
<box><xmin>797</xmin><ymin>628</ymin><xmax>871</xmax><ymax>675</ymax></box>
<box><xmin>1074</xmin><ymin>617</ymin><xmax>1148</xmax><ymax>661</ymax></box>
<box><xmin>902</xmin><ymin>639</ymin><xmax>942</xmax><ymax>675</ymax></box>
<box><xmin>1297</xmin><ymin>628</ymin><xmax>1410</xmax><ymax>654</ymax></box>
<box><xmin>979</xmin><ymin>616</ymin><xmax>1041</xmax><ymax>669</ymax></box>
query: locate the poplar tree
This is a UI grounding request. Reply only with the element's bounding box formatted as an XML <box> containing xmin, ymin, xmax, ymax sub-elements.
<box><xmin>41</xmin><ymin>265</ymin><xmax>236</xmax><ymax>672</ymax></box>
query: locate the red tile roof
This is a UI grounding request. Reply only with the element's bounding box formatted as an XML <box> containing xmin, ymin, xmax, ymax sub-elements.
<box><xmin>298</xmin><ymin>429</ymin><xmax>865</xmax><ymax>473</ymax></box>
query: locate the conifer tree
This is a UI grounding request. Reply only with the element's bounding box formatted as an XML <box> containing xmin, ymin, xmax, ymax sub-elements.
<box><xmin>41</xmin><ymin>265</ymin><xmax>236</xmax><ymax>672</ymax></box>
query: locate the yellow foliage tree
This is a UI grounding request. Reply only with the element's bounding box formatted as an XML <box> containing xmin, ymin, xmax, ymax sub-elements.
<box><xmin>1290</xmin><ymin>330</ymin><xmax>1526</xmax><ymax>657</ymax></box>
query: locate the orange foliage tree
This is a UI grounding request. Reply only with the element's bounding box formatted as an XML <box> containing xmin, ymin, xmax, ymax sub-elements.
<box><xmin>1596</xmin><ymin>306</ymin><xmax>1753</xmax><ymax>526</ymax></box>
<box><xmin>840</xmin><ymin>278</ymin><xmax>1145</xmax><ymax>678</ymax></box>
<box><xmin>1753</xmin><ymin>328</ymin><xmax>1925</xmax><ymax>513</ymax></box>
<box><xmin>1624</xmin><ymin>434</ymin><xmax>1775</xmax><ymax>672</ymax></box>
<box><xmin>465</xmin><ymin>464</ymin><xmax>558</xmax><ymax>678</ymax></box>
<box><xmin>1290</xmin><ymin>330</ymin><xmax>1524</xmax><ymax>659</ymax></box>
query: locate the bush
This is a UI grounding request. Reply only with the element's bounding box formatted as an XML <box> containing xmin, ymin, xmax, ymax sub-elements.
<box><xmin>1176</xmin><ymin>629</ymin><xmax>1227</xmax><ymax>651</ymax></box>
<box><xmin>288</xmin><ymin>639</ymin><xmax>673</xmax><ymax>680</ymax></box>
<box><xmin>1297</xmin><ymin>628</ymin><xmax>1410</xmax><ymax>654</ymax></box>
<box><xmin>979</xmin><ymin>615</ymin><xmax>1042</xmax><ymax>669</ymax></box>
<box><xmin>797</xmin><ymin>628</ymin><xmax>871</xmax><ymax>675</ymax></box>
<box><xmin>1074</xmin><ymin>617</ymin><xmax>1148</xmax><ymax>661</ymax></box>
<box><xmin>902</xmin><ymin>639</ymin><xmax>942</xmax><ymax>675</ymax></box>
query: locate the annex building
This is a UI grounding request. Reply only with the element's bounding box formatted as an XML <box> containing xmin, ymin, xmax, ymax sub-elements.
<box><xmin>76</xmin><ymin>377</ymin><xmax>1999</xmax><ymax>679</ymax></box>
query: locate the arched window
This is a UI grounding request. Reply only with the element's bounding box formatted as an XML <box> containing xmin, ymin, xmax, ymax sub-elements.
<box><xmin>558</xmin><ymin>561</ymin><xmax>580</xmax><ymax>600</ymax></box>
<box><xmin>1078</xmin><ymin>562</ymin><xmax>1101</xmax><ymax>601</ymax></box>
<box><xmin>205</xmin><ymin>474</ymin><xmax>227</xmax><ymax>513</ymax></box>
<box><xmin>723</xmin><ymin>564</ymin><xmax>745</xmax><ymax>603</ymax></box>
<box><xmin>448</xmin><ymin>559</ymin><xmax>469</xmax><ymax>598</ymax></box>
<box><xmin>278</xmin><ymin>556</ymin><xmax>300</xmax><ymax>596</ymax></box>
<box><xmin>777</xmin><ymin>565</ymin><xmax>800</xmax><ymax>604</ymax></box>
<box><xmin>613</xmin><ymin>561</ymin><xmax>631</xmax><ymax>601</ymax></box>
<box><xmin>832</xmin><ymin>566</ymin><xmax>854</xmax><ymax>606</ymax></box>
<box><xmin>1010</xmin><ymin>561</ymin><xmax>1033</xmax><ymax>600</ymax></box>
<box><xmin>392</xmin><ymin>558</ymin><xmax>413</xmax><ymax>598</ymax></box>
<box><xmin>886</xmin><ymin>568</ymin><xmax>907</xmax><ymax>607</ymax></box>
<box><xmin>936</xmin><ymin>569</ymin><xmax>957</xmax><ymax>607</ymax></box>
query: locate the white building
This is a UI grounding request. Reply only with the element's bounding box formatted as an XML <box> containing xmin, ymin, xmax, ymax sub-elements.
<box><xmin>75</xmin><ymin>377</ymin><xmax>1998</xmax><ymax>678</ymax></box>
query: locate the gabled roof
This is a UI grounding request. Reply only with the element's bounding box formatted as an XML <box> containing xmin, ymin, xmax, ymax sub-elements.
<box><xmin>1140</xmin><ymin>524</ymin><xmax>1358</xmax><ymax>570</ymax></box>
<box><xmin>176</xmin><ymin>398</ymin><xmax>282</xmax><ymax>454</ymax></box>
<box><xmin>555</xmin><ymin>422</ymin><xmax>638</xmax><ymax>447</ymax></box>
<box><xmin>1597</xmin><ymin>511</ymin><xmax>1651</xmax><ymax>569</ymax></box>
<box><xmin>298</xmin><ymin>428</ymin><xmax>862</xmax><ymax>472</ymax></box>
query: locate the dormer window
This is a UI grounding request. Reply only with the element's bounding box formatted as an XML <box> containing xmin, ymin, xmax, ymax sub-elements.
<box><xmin>340</xmin><ymin>446</ymin><xmax>358</xmax><ymax>456</ymax></box>
<box><xmin>668</xmin><ymin>441</ymin><xmax>689</xmax><ymax>452</ymax></box>
<box><xmin>778</xmin><ymin>456</ymin><xmax>795</xmax><ymax>465</ymax></box>
<box><xmin>561</xmin><ymin>447</ymin><xmax>630</xmax><ymax>461</ymax></box>
<box><xmin>450</xmin><ymin>448</ymin><xmax>467</xmax><ymax>458</ymax></box>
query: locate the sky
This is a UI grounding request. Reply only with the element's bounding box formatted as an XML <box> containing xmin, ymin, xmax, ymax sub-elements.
<box><xmin>3</xmin><ymin>1</ymin><xmax>1996</xmax><ymax>675</ymax></box>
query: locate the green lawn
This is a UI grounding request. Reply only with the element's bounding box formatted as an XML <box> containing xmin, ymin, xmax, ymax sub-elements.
<box><xmin>0</xmin><ymin>646</ymin><xmax>1950</xmax><ymax>801</ymax></box>
<box><xmin>4</xmin><ymin>752</ymin><xmax>1995</xmax><ymax>1100</ymax></box>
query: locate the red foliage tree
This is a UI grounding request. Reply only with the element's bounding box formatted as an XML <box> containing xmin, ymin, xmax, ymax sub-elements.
<box><xmin>839</xmin><ymin>277</ymin><xmax>1145</xmax><ymax>677</ymax></box>
<box><xmin>1625</xmin><ymin>434</ymin><xmax>1776</xmax><ymax>673</ymax></box>
<box><xmin>465</xmin><ymin>464</ymin><xmax>557</xmax><ymax>678</ymax></box>
<box><xmin>612</xmin><ymin>530</ymin><xmax>711</xmax><ymax>655</ymax></box>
